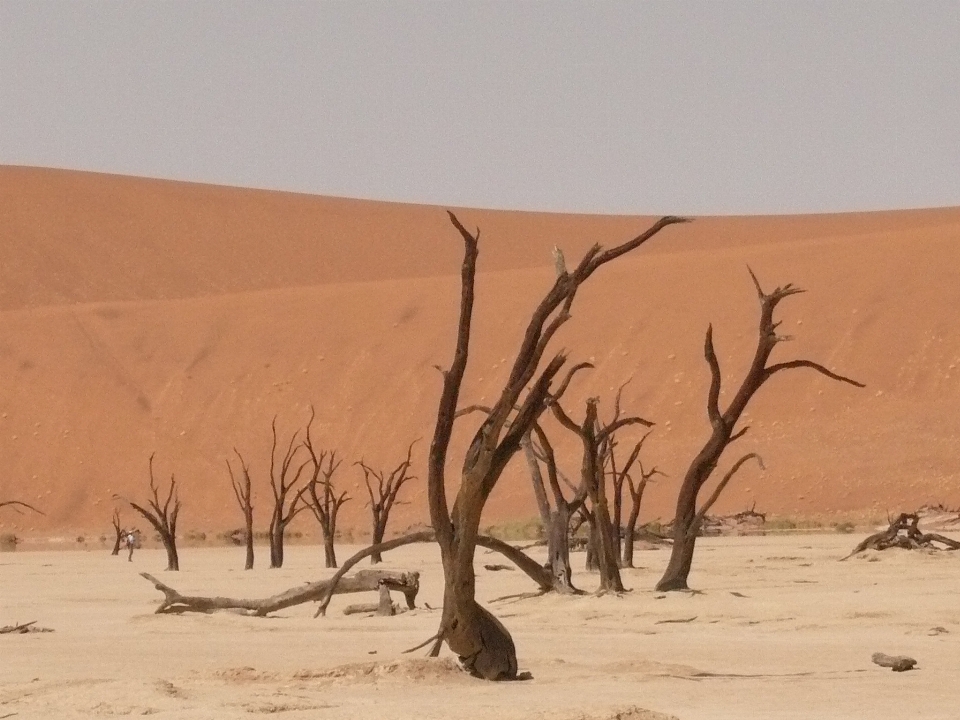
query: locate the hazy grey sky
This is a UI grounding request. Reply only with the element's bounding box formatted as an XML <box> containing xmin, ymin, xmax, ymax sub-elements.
<box><xmin>2</xmin><ymin>1</ymin><xmax>958</xmax><ymax>214</ymax></box>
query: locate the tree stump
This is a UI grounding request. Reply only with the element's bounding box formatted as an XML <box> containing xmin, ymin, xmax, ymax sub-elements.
<box><xmin>871</xmin><ymin>653</ymin><xmax>917</xmax><ymax>672</ymax></box>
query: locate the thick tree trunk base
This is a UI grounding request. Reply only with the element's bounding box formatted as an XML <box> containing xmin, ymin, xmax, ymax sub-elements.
<box><xmin>444</xmin><ymin>602</ymin><xmax>519</xmax><ymax>681</ymax></box>
<box><xmin>655</xmin><ymin>523</ymin><xmax>697</xmax><ymax>592</ymax></box>
<box><xmin>139</xmin><ymin>569</ymin><xmax>420</xmax><ymax>615</ymax></box>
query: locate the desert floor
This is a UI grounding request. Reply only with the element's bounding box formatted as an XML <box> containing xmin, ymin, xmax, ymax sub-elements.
<box><xmin>2</xmin><ymin>535</ymin><xmax>958</xmax><ymax>720</ymax></box>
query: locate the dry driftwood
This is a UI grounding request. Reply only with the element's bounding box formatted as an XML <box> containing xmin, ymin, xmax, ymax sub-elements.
<box><xmin>843</xmin><ymin>513</ymin><xmax>960</xmax><ymax>559</ymax></box>
<box><xmin>140</xmin><ymin>568</ymin><xmax>419</xmax><ymax>615</ymax></box>
<box><xmin>871</xmin><ymin>652</ymin><xmax>917</xmax><ymax>672</ymax></box>
<box><xmin>0</xmin><ymin>621</ymin><xmax>54</xmax><ymax>634</ymax></box>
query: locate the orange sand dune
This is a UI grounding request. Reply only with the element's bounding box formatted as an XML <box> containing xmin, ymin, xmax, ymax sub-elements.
<box><xmin>1</xmin><ymin>166</ymin><xmax>959</xmax><ymax>541</ymax></box>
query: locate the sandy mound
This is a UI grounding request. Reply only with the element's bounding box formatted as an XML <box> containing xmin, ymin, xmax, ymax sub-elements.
<box><xmin>292</xmin><ymin>656</ymin><xmax>470</xmax><ymax>684</ymax></box>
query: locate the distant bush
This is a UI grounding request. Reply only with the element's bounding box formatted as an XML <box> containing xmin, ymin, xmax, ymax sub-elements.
<box><xmin>0</xmin><ymin>533</ymin><xmax>19</xmax><ymax>551</ymax></box>
<box><xmin>834</xmin><ymin>521</ymin><xmax>855</xmax><ymax>534</ymax></box>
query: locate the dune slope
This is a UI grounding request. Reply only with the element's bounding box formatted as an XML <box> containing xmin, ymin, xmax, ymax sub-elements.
<box><xmin>1</xmin><ymin>166</ymin><xmax>959</xmax><ymax>540</ymax></box>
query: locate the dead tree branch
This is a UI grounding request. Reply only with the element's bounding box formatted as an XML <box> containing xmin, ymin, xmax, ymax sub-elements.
<box><xmin>0</xmin><ymin>500</ymin><xmax>44</xmax><ymax>515</ymax></box>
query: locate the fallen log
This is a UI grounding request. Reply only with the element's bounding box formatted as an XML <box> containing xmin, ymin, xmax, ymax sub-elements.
<box><xmin>871</xmin><ymin>652</ymin><xmax>917</xmax><ymax>672</ymax></box>
<box><xmin>842</xmin><ymin>513</ymin><xmax>960</xmax><ymax>560</ymax></box>
<box><xmin>139</xmin><ymin>569</ymin><xmax>419</xmax><ymax>615</ymax></box>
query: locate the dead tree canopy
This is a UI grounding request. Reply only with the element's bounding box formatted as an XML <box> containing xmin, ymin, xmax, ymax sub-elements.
<box><xmin>124</xmin><ymin>454</ymin><xmax>181</xmax><ymax>571</ymax></box>
<box><xmin>656</xmin><ymin>271</ymin><xmax>863</xmax><ymax>592</ymax></box>
<box><xmin>139</xmin><ymin>568</ymin><xmax>419</xmax><ymax>615</ymax></box>
<box><xmin>424</xmin><ymin>212</ymin><xmax>688</xmax><ymax>679</ymax></box>
<box><xmin>357</xmin><ymin>440</ymin><xmax>417</xmax><ymax>563</ymax></box>
<box><xmin>842</xmin><ymin>513</ymin><xmax>960</xmax><ymax>559</ymax></box>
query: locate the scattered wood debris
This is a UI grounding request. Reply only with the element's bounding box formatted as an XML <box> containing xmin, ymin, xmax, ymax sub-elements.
<box><xmin>842</xmin><ymin>513</ymin><xmax>960</xmax><ymax>559</ymax></box>
<box><xmin>0</xmin><ymin>621</ymin><xmax>54</xmax><ymax>634</ymax></box>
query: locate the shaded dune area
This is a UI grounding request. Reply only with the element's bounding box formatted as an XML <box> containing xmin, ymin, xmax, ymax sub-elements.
<box><xmin>1</xmin><ymin>165</ymin><xmax>959</xmax><ymax>539</ymax></box>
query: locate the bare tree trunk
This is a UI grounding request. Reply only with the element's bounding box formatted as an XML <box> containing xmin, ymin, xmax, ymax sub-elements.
<box><xmin>269</xmin><ymin>515</ymin><xmax>285</xmax><ymax>569</ymax></box>
<box><xmin>323</xmin><ymin>533</ymin><xmax>338</xmax><ymax>568</ymax></box>
<box><xmin>242</xmin><ymin>515</ymin><xmax>254</xmax><ymax>570</ymax></box>
<box><xmin>545</xmin><ymin>506</ymin><xmax>576</xmax><ymax>593</ymax></box>
<box><xmin>656</xmin><ymin>272</ymin><xmax>862</xmax><ymax>591</ymax></box>
<box><xmin>370</xmin><ymin>521</ymin><xmax>386</xmax><ymax>564</ymax></box>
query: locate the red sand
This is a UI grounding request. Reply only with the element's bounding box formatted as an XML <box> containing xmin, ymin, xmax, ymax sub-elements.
<box><xmin>2</xmin><ymin>166</ymin><xmax>959</xmax><ymax>540</ymax></box>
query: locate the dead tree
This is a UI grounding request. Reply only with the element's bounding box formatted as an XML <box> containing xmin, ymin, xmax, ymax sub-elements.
<box><xmin>125</xmin><ymin>453</ymin><xmax>181</xmax><ymax>571</ymax></box>
<box><xmin>619</xmin><ymin>440</ymin><xmax>664</xmax><ymax>568</ymax></box>
<box><xmin>655</xmin><ymin>271</ymin><xmax>863</xmax><ymax>591</ymax></box>
<box><xmin>306</xmin><ymin>212</ymin><xmax>685</xmax><ymax>679</ymax></box>
<box><xmin>421</xmin><ymin>212</ymin><xmax>686</xmax><ymax>679</ymax></box>
<box><xmin>226</xmin><ymin>449</ymin><xmax>255</xmax><ymax>570</ymax></box>
<box><xmin>266</xmin><ymin>416</ymin><xmax>310</xmax><ymax>569</ymax></box>
<box><xmin>842</xmin><ymin>513</ymin><xmax>960</xmax><ymax>559</ymax></box>
<box><xmin>302</xmin><ymin>409</ymin><xmax>350</xmax><ymax>568</ymax></box>
<box><xmin>356</xmin><ymin>441</ymin><xmax>417</xmax><ymax>564</ymax></box>
<box><xmin>551</xmin><ymin>398</ymin><xmax>651</xmax><ymax>592</ymax></box>
<box><xmin>520</xmin><ymin>423</ymin><xmax>586</xmax><ymax>594</ymax></box>
<box><xmin>0</xmin><ymin>500</ymin><xmax>43</xmax><ymax>515</ymax></box>
<box><xmin>110</xmin><ymin>509</ymin><xmax>125</xmax><ymax>555</ymax></box>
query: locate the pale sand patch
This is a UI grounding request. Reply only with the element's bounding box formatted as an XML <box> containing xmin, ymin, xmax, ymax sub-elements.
<box><xmin>1</xmin><ymin>535</ymin><xmax>958</xmax><ymax>719</ymax></box>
